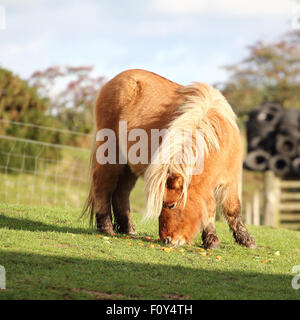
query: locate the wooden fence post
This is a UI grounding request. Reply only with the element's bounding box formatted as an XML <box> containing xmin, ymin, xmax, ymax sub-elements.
<box><xmin>274</xmin><ymin>177</ymin><xmax>281</xmax><ymax>227</ymax></box>
<box><xmin>245</xmin><ymin>202</ymin><xmax>252</xmax><ymax>225</ymax></box>
<box><xmin>263</xmin><ymin>171</ymin><xmax>280</xmax><ymax>227</ymax></box>
<box><xmin>252</xmin><ymin>191</ymin><xmax>260</xmax><ymax>225</ymax></box>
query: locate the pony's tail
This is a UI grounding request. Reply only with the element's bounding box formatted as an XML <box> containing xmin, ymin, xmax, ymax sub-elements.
<box><xmin>81</xmin><ymin>131</ymin><xmax>97</xmax><ymax>226</ymax></box>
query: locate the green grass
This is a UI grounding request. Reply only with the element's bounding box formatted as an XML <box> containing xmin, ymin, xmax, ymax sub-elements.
<box><xmin>0</xmin><ymin>200</ymin><xmax>300</xmax><ymax>299</ymax></box>
<box><xmin>1</xmin><ymin>119</ymin><xmax>299</xmax><ymax>300</ymax></box>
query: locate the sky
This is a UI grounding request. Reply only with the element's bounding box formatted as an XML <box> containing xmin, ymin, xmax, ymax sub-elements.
<box><xmin>0</xmin><ymin>0</ymin><xmax>298</xmax><ymax>86</ymax></box>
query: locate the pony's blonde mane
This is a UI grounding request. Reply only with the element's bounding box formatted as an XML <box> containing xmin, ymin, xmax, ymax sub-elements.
<box><xmin>144</xmin><ymin>82</ymin><xmax>238</xmax><ymax>219</ymax></box>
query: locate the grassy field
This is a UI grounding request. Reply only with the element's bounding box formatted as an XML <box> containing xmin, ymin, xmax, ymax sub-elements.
<box><xmin>1</xmin><ymin>115</ymin><xmax>299</xmax><ymax>300</ymax></box>
<box><xmin>0</xmin><ymin>187</ymin><xmax>300</xmax><ymax>299</ymax></box>
<box><xmin>0</xmin><ymin>149</ymin><xmax>299</xmax><ymax>300</ymax></box>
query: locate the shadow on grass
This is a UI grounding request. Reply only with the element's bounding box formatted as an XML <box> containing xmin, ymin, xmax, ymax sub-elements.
<box><xmin>0</xmin><ymin>214</ymin><xmax>158</xmax><ymax>239</ymax></box>
<box><xmin>0</xmin><ymin>213</ymin><xmax>160</xmax><ymax>238</ymax></box>
<box><xmin>0</xmin><ymin>250</ymin><xmax>298</xmax><ymax>300</ymax></box>
<box><xmin>0</xmin><ymin>215</ymin><xmax>94</xmax><ymax>235</ymax></box>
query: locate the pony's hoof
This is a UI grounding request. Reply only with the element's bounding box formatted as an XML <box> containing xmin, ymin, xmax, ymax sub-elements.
<box><xmin>247</xmin><ymin>242</ymin><xmax>257</xmax><ymax>249</ymax></box>
<box><xmin>202</xmin><ymin>233</ymin><xmax>221</xmax><ymax>250</ymax></box>
<box><xmin>163</xmin><ymin>236</ymin><xmax>185</xmax><ymax>247</ymax></box>
<box><xmin>97</xmin><ymin>227</ymin><xmax>115</xmax><ymax>235</ymax></box>
<box><xmin>127</xmin><ymin>228</ymin><xmax>137</xmax><ymax>235</ymax></box>
<box><xmin>114</xmin><ymin>223</ymin><xmax>137</xmax><ymax>235</ymax></box>
<box><xmin>96</xmin><ymin>213</ymin><xmax>114</xmax><ymax>235</ymax></box>
<box><xmin>204</xmin><ymin>240</ymin><xmax>221</xmax><ymax>250</ymax></box>
<box><xmin>164</xmin><ymin>236</ymin><xmax>172</xmax><ymax>244</ymax></box>
<box><xmin>234</xmin><ymin>232</ymin><xmax>257</xmax><ymax>249</ymax></box>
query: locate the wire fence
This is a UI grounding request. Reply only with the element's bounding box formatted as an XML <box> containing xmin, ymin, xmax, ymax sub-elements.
<box><xmin>0</xmin><ymin>120</ymin><xmax>91</xmax><ymax>208</ymax></box>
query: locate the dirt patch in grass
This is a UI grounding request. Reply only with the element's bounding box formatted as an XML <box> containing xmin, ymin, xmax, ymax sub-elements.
<box><xmin>163</xmin><ymin>293</ymin><xmax>190</xmax><ymax>300</ymax></box>
<box><xmin>57</xmin><ymin>243</ymin><xmax>73</xmax><ymax>248</ymax></box>
<box><xmin>71</xmin><ymin>288</ymin><xmax>125</xmax><ymax>300</ymax></box>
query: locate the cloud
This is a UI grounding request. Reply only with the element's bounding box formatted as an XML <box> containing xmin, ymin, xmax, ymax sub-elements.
<box><xmin>153</xmin><ymin>0</ymin><xmax>293</xmax><ymax>17</ymax></box>
<box><xmin>0</xmin><ymin>0</ymin><xmax>294</xmax><ymax>85</ymax></box>
<box><xmin>0</xmin><ymin>0</ymin><xmax>46</xmax><ymax>8</ymax></box>
<box><xmin>2</xmin><ymin>43</ymin><xmax>23</xmax><ymax>59</ymax></box>
<box><xmin>153</xmin><ymin>0</ymin><xmax>205</xmax><ymax>14</ymax></box>
<box><xmin>1</xmin><ymin>37</ymin><xmax>47</xmax><ymax>63</ymax></box>
<box><xmin>214</xmin><ymin>0</ymin><xmax>293</xmax><ymax>17</ymax></box>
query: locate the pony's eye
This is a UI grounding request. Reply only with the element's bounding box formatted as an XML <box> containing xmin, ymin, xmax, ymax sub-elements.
<box><xmin>168</xmin><ymin>203</ymin><xmax>176</xmax><ymax>210</ymax></box>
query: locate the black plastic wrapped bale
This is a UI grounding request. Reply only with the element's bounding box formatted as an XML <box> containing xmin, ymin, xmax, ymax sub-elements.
<box><xmin>246</xmin><ymin>116</ymin><xmax>274</xmax><ymax>152</ymax></box>
<box><xmin>256</xmin><ymin>103</ymin><xmax>283</xmax><ymax>128</ymax></box>
<box><xmin>248</xmin><ymin>136</ymin><xmax>262</xmax><ymax>150</ymax></box>
<box><xmin>244</xmin><ymin>150</ymin><xmax>270</xmax><ymax>171</ymax></box>
<box><xmin>297</xmin><ymin>145</ymin><xmax>300</xmax><ymax>157</ymax></box>
<box><xmin>245</xmin><ymin>103</ymin><xmax>300</xmax><ymax>177</ymax></box>
<box><xmin>260</xmin><ymin>103</ymin><xmax>283</xmax><ymax>115</ymax></box>
<box><xmin>246</xmin><ymin>109</ymin><xmax>277</xmax><ymax>137</ymax></box>
<box><xmin>279</xmin><ymin>109</ymin><xmax>300</xmax><ymax>139</ymax></box>
<box><xmin>268</xmin><ymin>155</ymin><xmax>291</xmax><ymax>177</ymax></box>
<box><xmin>246</xmin><ymin>104</ymin><xmax>282</xmax><ymax>152</ymax></box>
<box><xmin>292</xmin><ymin>158</ymin><xmax>300</xmax><ymax>176</ymax></box>
<box><xmin>275</xmin><ymin>134</ymin><xmax>298</xmax><ymax>158</ymax></box>
<box><xmin>248</xmin><ymin>132</ymin><xmax>277</xmax><ymax>153</ymax></box>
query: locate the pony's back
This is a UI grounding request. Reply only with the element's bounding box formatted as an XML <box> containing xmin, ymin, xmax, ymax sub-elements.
<box><xmin>94</xmin><ymin>69</ymin><xmax>181</xmax><ymax>133</ymax></box>
<box><xmin>94</xmin><ymin>69</ymin><xmax>182</xmax><ymax>176</ymax></box>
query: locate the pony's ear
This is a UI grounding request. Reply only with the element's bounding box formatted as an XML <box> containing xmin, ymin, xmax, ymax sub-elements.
<box><xmin>166</xmin><ymin>174</ymin><xmax>183</xmax><ymax>191</ymax></box>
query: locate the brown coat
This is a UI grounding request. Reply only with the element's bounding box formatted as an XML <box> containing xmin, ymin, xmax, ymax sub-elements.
<box><xmin>83</xmin><ymin>69</ymin><xmax>256</xmax><ymax>249</ymax></box>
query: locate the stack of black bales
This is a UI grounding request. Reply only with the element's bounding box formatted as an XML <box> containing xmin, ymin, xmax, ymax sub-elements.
<box><xmin>245</xmin><ymin>103</ymin><xmax>300</xmax><ymax>178</ymax></box>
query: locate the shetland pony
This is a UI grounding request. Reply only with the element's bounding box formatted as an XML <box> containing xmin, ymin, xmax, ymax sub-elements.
<box><xmin>82</xmin><ymin>69</ymin><xmax>256</xmax><ymax>249</ymax></box>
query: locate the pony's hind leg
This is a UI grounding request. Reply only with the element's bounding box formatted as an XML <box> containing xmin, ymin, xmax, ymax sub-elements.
<box><xmin>92</xmin><ymin>163</ymin><xmax>123</xmax><ymax>235</ymax></box>
<box><xmin>112</xmin><ymin>165</ymin><xmax>137</xmax><ymax>234</ymax></box>
<box><xmin>201</xmin><ymin>194</ymin><xmax>221</xmax><ymax>249</ymax></box>
<box><xmin>220</xmin><ymin>184</ymin><xmax>256</xmax><ymax>248</ymax></box>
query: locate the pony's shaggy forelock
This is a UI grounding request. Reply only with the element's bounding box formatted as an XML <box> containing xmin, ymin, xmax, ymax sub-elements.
<box><xmin>144</xmin><ymin>82</ymin><xmax>238</xmax><ymax>220</ymax></box>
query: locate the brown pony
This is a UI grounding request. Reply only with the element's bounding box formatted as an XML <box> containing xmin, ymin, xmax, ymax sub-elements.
<box><xmin>82</xmin><ymin>69</ymin><xmax>256</xmax><ymax>249</ymax></box>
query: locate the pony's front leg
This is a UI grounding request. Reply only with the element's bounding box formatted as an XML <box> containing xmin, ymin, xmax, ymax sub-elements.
<box><xmin>201</xmin><ymin>195</ymin><xmax>221</xmax><ymax>249</ymax></box>
<box><xmin>222</xmin><ymin>185</ymin><xmax>256</xmax><ymax>248</ymax></box>
<box><xmin>227</xmin><ymin>213</ymin><xmax>256</xmax><ymax>248</ymax></box>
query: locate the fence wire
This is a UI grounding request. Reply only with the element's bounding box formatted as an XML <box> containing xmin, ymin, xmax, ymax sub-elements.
<box><xmin>0</xmin><ymin>120</ymin><xmax>91</xmax><ymax>208</ymax></box>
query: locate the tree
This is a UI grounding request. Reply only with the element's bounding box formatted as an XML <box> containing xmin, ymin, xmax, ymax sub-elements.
<box><xmin>218</xmin><ymin>30</ymin><xmax>300</xmax><ymax>117</ymax></box>
<box><xmin>29</xmin><ymin>65</ymin><xmax>105</xmax><ymax>134</ymax></box>
<box><xmin>0</xmin><ymin>67</ymin><xmax>66</xmax><ymax>171</ymax></box>
<box><xmin>0</xmin><ymin>68</ymin><xmax>49</xmax><ymax>125</ymax></box>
